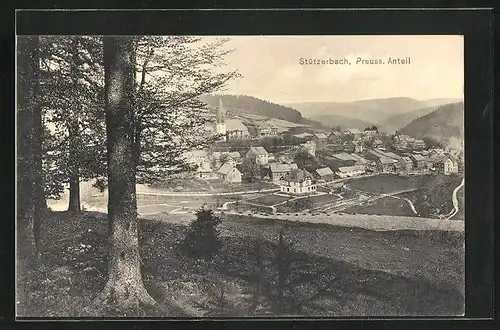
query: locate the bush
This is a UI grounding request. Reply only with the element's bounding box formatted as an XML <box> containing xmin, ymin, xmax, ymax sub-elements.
<box><xmin>182</xmin><ymin>207</ymin><xmax>222</xmax><ymax>258</ymax></box>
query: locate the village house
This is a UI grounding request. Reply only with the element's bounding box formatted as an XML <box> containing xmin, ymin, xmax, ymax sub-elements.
<box><xmin>280</xmin><ymin>169</ymin><xmax>317</xmax><ymax>195</ymax></box>
<box><xmin>411</xmin><ymin>154</ymin><xmax>428</xmax><ymax>170</ymax></box>
<box><xmin>216</xmin><ymin>163</ymin><xmax>242</xmax><ymax>183</ymax></box>
<box><xmin>211</xmin><ymin>152</ymin><xmax>237</xmax><ymax>168</ymax></box>
<box><xmin>256</xmin><ymin>121</ymin><xmax>278</xmax><ymax>137</ymax></box>
<box><xmin>269</xmin><ymin>162</ymin><xmax>298</xmax><ymax>182</ymax></box>
<box><xmin>363</xmin><ymin>129</ymin><xmax>378</xmax><ymax>136</ymax></box>
<box><xmin>327</xmin><ymin>131</ymin><xmax>342</xmax><ymax>143</ymax></box>
<box><xmin>343</xmin><ymin>128</ymin><xmax>362</xmax><ymax>136</ymax></box>
<box><xmin>328</xmin><ymin>152</ymin><xmax>358</xmax><ymax>167</ymax></box>
<box><xmin>354</xmin><ymin>142</ymin><xmax>364</xmax><ymax>153</ymax></box>
<box><xmin>381</xmin><ymin>151</ymin><xmax>406</xmax><ymax>172</ymax></box>
<box><xmin>197</xmin><ymin>162</ymin><xmax>215</xmax><ymax>180</ymax></box>
<box><xmin>402</xmin><ymin>157</ymin><xmax>414</xmax><ymax>171</ymax></box>
<box><xmin>315</xmin><ymin>167</ymin><xmax>335</xmax><ymax>182</ymax></box>
<box><xmin>413</xmin><ymin>139</ymin><xmax>426</xmax><ymax>150</ymax></box>
<box><xmin>335</xmin><ymin>165</ymin><xmax>366</xmax><ymax>178</ymax></box>
<box><xmin>312</xmin><ymin>133</ymin><xmax>328</xmax><ymax>149</ymax></box>
<box><xmin>349</xmin><ymin>153</ymin><xmax>369</xmax><ymax>165</ymax></box>
<box><xmin>246</xmin><ymin>146</ymin><xmax>269</xmax><ymax>165</ymax></box>
<box><xmin>433</xmin><ymin>155</ymin><xmax>459</xmax><ymax>175</ymax></box>
<box><xmin>365</xmin><ymin>150</ymin><xmax>398</xmax><ymax>172</ymax></box>
<box><xmin>372</xmin><ymin>139</ymin><xmax>384</xmax><ymax>148</ymax></box>
<box><xmin>185</xmin><ymin>149</ymin><xmax>209</xmax><ymax>167</ymax></box>
<box><xmin>300</xmin><ymin>141</ymin><xmax>316</xmax><ymax>157</ymax></box>
<box><xmin>293</xmin><ymin>132</ymin><xmax>313</xmax><ymax>143</ymax></box>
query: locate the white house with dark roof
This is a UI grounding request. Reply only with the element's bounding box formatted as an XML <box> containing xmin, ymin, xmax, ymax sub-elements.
<box><xmin>433</xmin><ymin>155</ymin><xmax>459</xmax><ymax>175</ymax></box>
<box><xmin>246</xmin><ymin>146</ymin><xmax>269</xmax><ymax>165</ymax></box>
<box><xmin>280</xmin><ymin>169</ymin><xmax>317</xmax><ymax>195</ymax></box>
<box><xmin>216</xmin><ymin>163</ymin><xmax>242</xmax><ymax>183</ymax></box>
<box><xmin>256</xmin><ymin>121</ymin><xmax>278</xmax><ymax>137</ymax></box>
<box><xmin>335</xmin><ymin>165</ymin><xmax>366</xmax><ymax>178</ymax></box>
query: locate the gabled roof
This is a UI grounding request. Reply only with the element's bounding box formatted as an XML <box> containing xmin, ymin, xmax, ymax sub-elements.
<box><xmin>332</xmin><ymin>152</ymin><xmax>357</xmax><ymax>161</ymax></box>
<box><xmin>314</xmin><ymin>133</ymin><xmax>328</xmax><ymax>139</ymax></box>
<box><xmin>383</xmin><ymin>152</ymin><xmax>402</xmax><ymax>160</ymax></box>
<box><xmin>411</xmin><ymin>154</ymin><xmax>426</xmax><ymax>161</ymax></box>
<box><xmin>350</xmin><ymin>154</ymin><xmax>368</xmax><ymax>163</ymax></box>
<box><xmin>270</xmin><ymin>163</ymin><xmax>297</xmax><ymax>173</ymax></box>
<box><xmin>247</xmin><ymin>146</ymin><xmax>268</xmax><ymax>156</ymax></box>
<box><xmin>337</xmin><ymin>165</ymin><xmax>366</xmax><ymax>173</ymax></box>
<box><xmin>284</xmin><ymin>169</ymin><xmax>313</xmax><ymax>182</ymax></box>
<box><xmin>225</xmin><ymin>119</ymin><xmax>249</xmax><ymax>133</ymax></box>
<box><xmin>294</xmin><ymin>132</ymin><xmax>313</xmax><ymax>138</ymax></box>
<box><xmin>217</xmin><ymin>163</ymin><xmax>236</xmax><ymax>175</ymax></box>
<box><xmin>402</xmin><ymin>157</ymin><xmax>413</xmax><ymax>163</ymax></box>
<box><xmin>316</xmin><ymin>167</ymin><xmax>334</xmax><ymax>176</ymax></box>
<box><xmin>197</xmin><ymin>162</ymin><xmax>212</xmax><ymax>172</ymax></box>
<box><xmin>229</xmin><ymin>151</ymin><xmax>241</xmax><ymax>159</ymax></box>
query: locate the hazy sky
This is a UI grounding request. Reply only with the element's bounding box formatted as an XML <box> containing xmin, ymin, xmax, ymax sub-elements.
<box><xmin>207</xmin><ymin>35</ymin><xmax>464</xmax><ymax>104</ymax></box>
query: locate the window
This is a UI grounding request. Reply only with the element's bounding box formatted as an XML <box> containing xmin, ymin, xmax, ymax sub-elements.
<box><xmin>287</xmin><ymin>187</ymin><xmax>290</xmax><ymax>192</ymax></box>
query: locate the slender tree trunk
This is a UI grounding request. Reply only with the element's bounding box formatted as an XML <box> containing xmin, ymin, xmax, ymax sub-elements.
<box><xmin>67</xmin><ymin>38</ymin><xmax>81</xmax><ymax>213</ymax></box>
<box><xmin>94</xmin><ymin>36</ymin><xmax>155</xmax><ymax>312</ymax></box>
<box><xmin>16</xmin><ymin>36</ymin><xmax>40</xmax><ymax>316</ymax></box>
<box><xmin>33</xmin><ymin>84</ymin><xmax>46</xmax><ymax>251</ymax></box>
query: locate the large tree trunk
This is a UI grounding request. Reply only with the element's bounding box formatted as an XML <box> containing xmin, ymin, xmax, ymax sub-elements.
<box><xmin>67</xmin><ymin>172</ymin><xmax>81</xmax><ymax>213</ymax></box>
<box><xmin>16</xmin><ymin>36</ymin><xmax>40</xmax><ymax>316</ymax></box>
<box><xmin>95</xmin><ymin>36</ymin><xmax>155</xmax><ymax>312</ymax></box>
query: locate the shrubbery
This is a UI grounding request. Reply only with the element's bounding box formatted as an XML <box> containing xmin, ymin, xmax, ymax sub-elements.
<box><xmin>181</xmin><ymin>207</ymin><xmax>222</xmax><ymax>258</ymax></box>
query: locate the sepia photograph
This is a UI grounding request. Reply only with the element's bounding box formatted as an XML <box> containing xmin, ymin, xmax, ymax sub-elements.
<box><xmin>16</xmin><ymin>34</ymin><xmax>465</xmax><ymax>318</ymax></box>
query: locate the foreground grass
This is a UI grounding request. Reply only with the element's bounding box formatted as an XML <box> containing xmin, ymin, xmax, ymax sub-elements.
<box><xmin>18</xmin><ymin>211</ymin><xmax>464</xmax><ymax>317</ymax></box>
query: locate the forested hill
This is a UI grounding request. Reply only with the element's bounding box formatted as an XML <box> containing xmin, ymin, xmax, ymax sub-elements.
<box><xmin>400</xmin><ymin>102</ymin><xmax>464</xmax><ymax>145</ymax></box>
<box><xmin>199</xmin><ymin>94</ymin><xmax>323</xmax><ymax>127</ymax></box>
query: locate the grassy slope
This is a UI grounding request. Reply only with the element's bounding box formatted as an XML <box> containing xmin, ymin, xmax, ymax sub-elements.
<box><xmin>18</xmin><ymin>211</ymin><xmax>464</xmax><ymax>317</ymax></box>
<box><xmin>345</xmin><ymin>174</ymin><xmax>464</xmax><ymax>219</ymax></box>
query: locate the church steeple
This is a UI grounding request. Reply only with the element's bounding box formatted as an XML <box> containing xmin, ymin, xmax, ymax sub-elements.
<box><xmin>216</xmin><ymin>97</ymin><xmax>226</xmax><ymax>123</ymax></box>
<box><xmin>215</xmin><ymin>97</ymin><xmax>227</xmax><ymax>135</ymax></box>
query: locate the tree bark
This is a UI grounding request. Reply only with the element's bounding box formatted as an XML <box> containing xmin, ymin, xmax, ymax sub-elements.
<box><xmin>95</xmin><ymin>36</ymin><xmax>155</xmax><ymax>312</ymax></box>
<box><xmin>67</xmin><ymin>172</ymin><xmax>81</xmax><ymax>213</ymax></box>
<box><xmin>16</xmin><ymin>36</ymin><xmax>40</xmax><ymax>315</ymax></box>
<box><xmin>67</xmin><ymin>38</ymin><xmax>81</xmax><ymax>213</ymax></box>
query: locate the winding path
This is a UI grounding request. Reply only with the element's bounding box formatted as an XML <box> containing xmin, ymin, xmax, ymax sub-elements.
<box><xmin>446</xmin><ymin>178</ymin><xmax>465</xmax><ymax>220</ymax></box>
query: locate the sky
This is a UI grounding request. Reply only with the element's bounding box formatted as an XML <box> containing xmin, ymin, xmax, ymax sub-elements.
<box><xmin>205</xmin><ymin>35</ymin><xmax>464</xmax><ymax>104</ymax></box>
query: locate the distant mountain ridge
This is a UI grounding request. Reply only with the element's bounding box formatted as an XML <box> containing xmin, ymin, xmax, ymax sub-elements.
<box><xmin>288</xmin><ymin>97</ymin><xmax>463</xmax><ymax>132</ymax></box>
<box><xmin>287</xmin><ymin>97</ymin><xmax>428</xmax><ymax>127</ymax></box>
<box><xmin>400</xmin><ymin>102</ymin><xmax>464</xmax><ymax>147</ymax></box>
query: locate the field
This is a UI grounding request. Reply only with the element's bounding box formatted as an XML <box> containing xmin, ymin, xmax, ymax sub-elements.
<box><xmin>345</xmin><ymin>173</ymin><xmax>451</xmax><ymax>194</ymax></box>
<box><xmin>250</xmin><ymin>194</ymin><xmax>292</xmax><ymax>206</ymax></box>
<box><xmin>344</xmin><ymin>196</ymin><xmax>416</xmax><ymax>217</ymax></box>
<box><xmin>18</xmin><ymin>211</ymin><xmax>465</xmax><ymax>317</ymax></box>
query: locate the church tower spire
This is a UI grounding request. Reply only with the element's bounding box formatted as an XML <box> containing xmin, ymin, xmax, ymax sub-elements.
<box><xmin>215</xmin><ymin>97</ymin><xmax>227</xmax><ymax>135</ymax></box>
